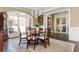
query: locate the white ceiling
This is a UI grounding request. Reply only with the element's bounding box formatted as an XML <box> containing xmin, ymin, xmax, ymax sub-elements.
<box><xmin>24</xmin><ymin>7</ymin><xmax>59</xmax><ymax>13</ymax></box>
<box><xmin>7</xmin><ymin>7</ymin><xmax>60</xmax><ymax>15</ymax></box>
<box><xmin>26</xmin><ymin>7</ymin><xmax>55</xmax><ymax>11</ymax></box>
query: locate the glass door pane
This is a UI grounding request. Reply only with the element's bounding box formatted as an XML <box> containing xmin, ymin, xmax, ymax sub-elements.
<box><xmin>7</xmin><ymin>15</ymin><xmax>19</xmax><ymax>38</ymax></box>
<box><xmin>8</xmin><ymin>15</ymin><xmax>18</xmax><ymax>34</ymax></box>
<box><xmin>56</xmin><ymin>18</ymin><xmax>60</xmax><ymax>32</ymax></box>
<box><xmin>61</xmin><ymin>17</ymin><xmax>66</xmax><ymax>32</ymax></box>
<box><xmin>19</xmin><ymin>17</ymin><xmax>26</xmax><ymax>33</ymax></box>
<box><xmin>61</xmin><ymin>17</ymin><xmax>66</xmax><ymax>25</ymax></box>
<box><xmin>61</xmin><ymin>26</ymin><xmax>66</xmax><ymax>32</ymax></box>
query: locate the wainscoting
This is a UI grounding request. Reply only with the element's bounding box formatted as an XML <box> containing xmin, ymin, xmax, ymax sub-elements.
<box><xmin>69</xmin><ymin>27</ymin><xmax>79</xmax><ymax>52</ymax></box>
<box><xmin>69</xmin><ymin>27</ymin><xmax>79</xmax><ymax>41</ymax></box>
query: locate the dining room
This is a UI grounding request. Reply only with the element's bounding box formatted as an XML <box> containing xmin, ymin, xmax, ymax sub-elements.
<box><xmin>0</xmin><ymin>7</ymin><xmax>76</xmax><ymax>52</ymax></box>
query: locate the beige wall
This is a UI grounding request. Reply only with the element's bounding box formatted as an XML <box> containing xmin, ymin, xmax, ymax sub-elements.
<box><xmin>42</xmin><ymin>7</ymin><xmax>79</xmax><ymax>27</ymax></box>
<box><xmin>70</xmin><ymin>7</ymin><xmax>79</xmax><ymax>27</ymax></box>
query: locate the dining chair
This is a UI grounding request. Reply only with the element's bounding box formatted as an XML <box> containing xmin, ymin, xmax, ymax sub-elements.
<box><xmin>19</xmin><ymin>28</ymin><xmax>27</xmax><ymax>46</ymax></box>
<box><xmin>37</xmin><ymin>28</ymin><xmax>50</xmax><ymax>48</ymax></box>
<box><xmin>44</xmin><ymin>28</ymin><xmax>50</xmax><ymax>45</ymax></box>
<box><xmin>26</xmin><ymin>28</ymin><xmax>37</xmax><ymax>50</ymax></box>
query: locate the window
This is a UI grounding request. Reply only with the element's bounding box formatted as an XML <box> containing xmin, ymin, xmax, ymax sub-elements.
<box><xmin>55</xmin><ymin>16</ymin><xmax>66</xmax><ymax>33</ymax></box>
<box><xmin>7</xmin><ymin>11</ymin><xmax>33</xmax><ymax>37</ymax></box>
<box><xmin>8</xmin><ymin>15</ymin><xmax>18</xmax><ymax>34</ymax></box>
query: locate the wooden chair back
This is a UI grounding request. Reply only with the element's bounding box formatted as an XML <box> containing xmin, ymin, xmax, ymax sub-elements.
<box><xmin>26</xmin><ymin>28</ymin><xmax>36</xmax><ymax>40</ymax></box>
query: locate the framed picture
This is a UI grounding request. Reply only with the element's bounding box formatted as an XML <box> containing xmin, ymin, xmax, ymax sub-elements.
<box><xmin>38</xmin><ymin>15</ymin><xmax>43</xmax><ymax>25</ymax></box>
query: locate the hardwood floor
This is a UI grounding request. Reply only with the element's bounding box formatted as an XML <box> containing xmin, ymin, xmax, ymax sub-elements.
<box><xmin>69</xmin><ymin>41</ymin><xmax>79</xmax><ymax>52</ymax></box>
<box><xmin>3</xmin><ymin>38</ymin><xmax>75</xmax><ymax>52</ymax></box>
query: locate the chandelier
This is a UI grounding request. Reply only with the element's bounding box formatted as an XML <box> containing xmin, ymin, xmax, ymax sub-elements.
<box><xmin>32</xmin><ymin>8</ymin><xmax>40</xmax><ymax>16</ymax></box>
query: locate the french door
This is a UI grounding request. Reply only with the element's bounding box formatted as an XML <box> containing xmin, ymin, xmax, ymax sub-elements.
<box><xmin>55</xmin><ymin>16</ymin><xmax>66</xmax><ymax>33</ymax></box>
<box><xmin>7</xmin><ymin>11</ymin><xmax>33</xmax><ymax>38</ymax></box>
<box><xmin>7</xmin><ymin>14</ymin><xmax>19</xmax><ymax>37</ymax></box>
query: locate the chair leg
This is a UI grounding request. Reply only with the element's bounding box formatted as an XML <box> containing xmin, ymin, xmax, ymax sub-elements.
<box><xmin>37</xmin><ymin>38</ymin><xmax>39</xmax><ymax>45</ymax></box>
<box><xmin>44</xmin><ymin>40</ymin><xmax>46</xmax><ymax>48</ymax></box>
<box><xmin>48</xmin><ymin>39</ymin><xmax>50</xmax><ymax>45</ymax></box>
<box><xmin>33</xmin><ymin>40</ymin><xmax>36</xmax><ymax>50</ymax></box>
<box><xmin>19</xmin><ymin>38</ymin><xmax>21</xmax><ymax>46</ymax></box>
<box><xmin>27</xmin><ymin>40</ymin><xmax>29</xmax><ymax>49</ymax></box>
